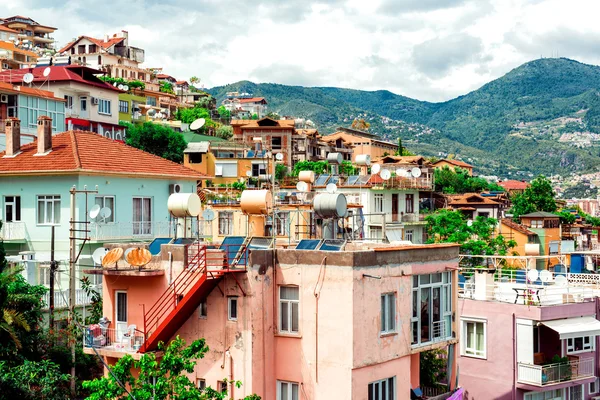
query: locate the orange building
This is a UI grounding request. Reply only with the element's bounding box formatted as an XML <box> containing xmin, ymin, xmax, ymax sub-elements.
<box><xmin>320</xmin><ymin>127</ymin><xmax>398</xmax><ymax>163</ymax></box>
<box><xmin>432</xmin><ymin>159</ymin><xmax>474</xmax><ymax>176</ymax></box>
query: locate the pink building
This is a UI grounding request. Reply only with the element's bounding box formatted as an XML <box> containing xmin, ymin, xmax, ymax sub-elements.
<box><xmin>458</xmin><ymin>269</ymin><xmax>600</xmax><ymax>400</ymax></box>
<box><xmin>85</xmin><ymin>240</ymin><xmax>461</xmax><ymax>399</ymax></box>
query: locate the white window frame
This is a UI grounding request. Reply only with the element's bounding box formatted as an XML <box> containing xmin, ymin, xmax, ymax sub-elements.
<box><xmin>37</xmin><ymin>195</ymin><xmax>61</xmax><ymax>225</ymax></box>
<box><xmin>218</xmin><ymin>211</ymin><xmax>233</xmax><ymax>236</ymax></box>
<box><xmin>566</xmin><ymin>336</ymin><xmax>595</xmax><ymax>354</ymax></box>
<box><xmin>523</xmin><ymin>389</ymin><xmax>563</xmax><ymax>400</ymax></box>
<box><xmin>198</xmin><ymin>299</ymin><xmax>207</xmax><ymax>319</ymax></box>
<box><xmin>568</xmin><ymin>385</ymin><xmax>584</xmax><ymax>400</ymax></box>
<box><xmin>279</xmin><ymin>286</ymin><xmax>299</xmax><ymax>334</ymax></box>
<box><xmin>38</xmin><ymin>263</ymin><xmax>51</xmax><ymax>287</ymax></box>
<box><xmin>118</xmin><ymin>100</ymin><xmax>129</xmax><ymax>114</ymax></box>
<box><xmin>590</xmin><ymin>378</ymin><xmax>600</xmax><ymax>395</ymax></box>
<box><xmin>98</xmin><ymin>98</ymin><xmax>112</xmax><ymax>115</ymax></box>
<box><xmin>405</xmin><ymin>193</ymin><xmax>414</xmax><ymax>214</ymax></box>
<box><xmin>412</xmin><ymin>272</ymin><xmax>453</xmax><ymax>346</ymax></box>
<box><xmin>277</xmin><ymin>380</ymin><xmax>299</xmax><ymax>400</ymax></box>
<box><xmin>374</xmin><ymin>193</ymin><xmax>384</xmax><ymax>213</ymax></box>
<box><xmin>64</xmin><ymin>94</ymin><xmax>73</xmax><ymax>110</ymax></box>
<box><xmin>368</xmin><ymin>376</ymin><xmax>396</xmax><ymax>400</ymax></box>
<box><xmin>461</xmin><ymin>318</ymin><xmax>487</xmax><ymax>359</ymax></box>
<box><xmin>132</xmin><ymin>197</ymin><xmax>152</xmax><ymax>235</ymax></box>
<box><xmin>405</xmin><ymin>229</ymin><xmax>413</xmax><ymax>242</ymax></box>
<box><xmin>275</xmin><ymin>211</ymin><xmax>290</xmax><ymax>236</ymax></box>
<box><xmin>4</xmin><ymin>195</ymin><xmax>21</xmax><ymax>222</ymax></box>
<box><xmin>380</xmin><ymin>292</ymin><xmax>396</xmax><ymax>334</ymax></box>
<box><xmin>197</xmin><ymin>378</ymin><xmax>206</xmax><ymax>390</ymax></box>
<box><xmin>227</xmin><ymin>296</ymin><xmax>238</xmax><ymax>321</ymax></box>
<box><xmin>95</xmin><ymin>195</ymin><xmax>115</xmax><ymax>223</ymax></box>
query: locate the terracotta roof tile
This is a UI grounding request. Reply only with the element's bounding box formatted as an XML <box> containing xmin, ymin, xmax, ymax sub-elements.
<box><xmin>497</xmin><ymin>180</ymin><xmax>530</xmax><ymax>190</ymax></box>
<box><xmin>433</xmin><ymin>159</ymin><xmax>473</xmax><ymax>169</ymax></box>
<box><xmin>59</xmin><ymin>35</ymin><xmax>125</xmax><ymax>53</ymax></box>
<box><xmin>448</xmin><ymin>193</ymin><xmax>502</xmax><ymax>205</ymax></box>
<box><xmin>239</xmin><ymin>97</ymin><xmax>266</xmax><ymax>103</ymax></box>
<box><xmin>501</xmin><ymin>219</ymin><xmax>536</xmax><ymax>236</ymax></box>
<box><xmin>0</xmin><ymin>130</ymin><xmax>206</xmax><ymax>180</ymax></box>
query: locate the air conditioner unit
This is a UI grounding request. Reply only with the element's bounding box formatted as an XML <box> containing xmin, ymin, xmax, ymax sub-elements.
<box><xmin>169</xmin><ymin>183</ymin><xmax>182</xmax><ymax>194</ymax></box>
<box><xmin>91</xmin><ymin>97</ymin><xmax>99</xmax><ymax>105</ymax></box>
<box><xmin>0</xmin><ymin>94</ymin><xmax>8</xmax><ymax>103</ymax></box>
<box><xmin>2</xmin><ymin>63</ymin><xmax>8</xmax><ymax>69</ymax></box>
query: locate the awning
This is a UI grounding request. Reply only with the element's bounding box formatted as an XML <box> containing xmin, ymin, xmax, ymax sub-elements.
<box><xmin>542</xmin><ymin>316</ymin><xmax>600</xmax><ymax>339</ymax></box>
<box><xmin>385</xmin><ymin>228</ymin><xmax>403</xmax><ymax>242</ymax></box>
<box><xmin>184</xmin><ymin>141</ymin><xmax>210</xmax><ymax>153</ymax></box>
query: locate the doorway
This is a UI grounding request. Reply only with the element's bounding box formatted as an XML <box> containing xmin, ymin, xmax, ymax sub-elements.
<box><xmin>392</xmin><ymin>194</ymin><xmax>399</xmax><ymax>221</ymax></box>
<box><xmin>115</xmin><ymin>291</ymin><xmax>128</xmax><ymax>340</ymax></box>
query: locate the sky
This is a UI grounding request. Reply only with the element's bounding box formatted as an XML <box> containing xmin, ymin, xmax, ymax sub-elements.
<box><xmin>3</xmin><ymin>0</ymin><xmax>600</xmax><ymax>102</ymax></box>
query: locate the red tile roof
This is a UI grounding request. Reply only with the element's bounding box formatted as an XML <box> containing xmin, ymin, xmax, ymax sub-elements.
<box><xmin>498</xmin><ymin>180</ymin><xmax>530</xmax><ymax>190</ymax></box>
<box><xmin>0</xmin><ymin>130</ymin><xmax>206</xmax><ymax>180</ymax></box>
<box><xmin>239</xmin><ymin>97</ymin><xmax>267</xmax><ymax>104</ymax></box>
<box><xmin>0</xmin><ymin>65</ymin><xmax>120</xmax><ymax>92</ymax></box>
<box><xmin>58</xmin><ymin>35</ymin><xmax>125</xmax><ymax>53</ymax></box>
<box><xmin>447</xmin><ymin>193</ymin><xmax>502</xmax><ymax>205</ymax></box>
<box><xmin>0</xmin><ymin>81</ymin><xmax>62</xmax><ymax>101</ymax></box>
<box><xmin>433</xmin><ymin>159</ymin><xmax>473</xmax><ymax>169</ymax></box>
<box><xmin>0</xmin><ymin>25</ymin><xmax>17</xmax><ymax>33</ymax></box>
<box><xmin>501</xmin><ymin>219</ymin><xmax>536</xmax><ymax>236</ymax></box>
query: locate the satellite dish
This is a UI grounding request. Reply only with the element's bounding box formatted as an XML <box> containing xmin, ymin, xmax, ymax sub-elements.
<box><xmin>540</xmin><ymin>269</ymin><xmax>553</xmax><ymax>283</ymax></box>
<box><xmin>147</xmin><ymin>109</ymin><xmax>156</xmax><ymax>117</ymax></box>
<box><xmin>527</xmin><ymin>269</ymin><xmax>539</xmax><ymax>282</ymax></box>
<box><xmin>126</xmin><ymin>248</ymin><xmax>152</xmax><ymax>268</ymax></box>
<box><xmin>101</xmin><ymin>247</ymin><xmax>123</xmax><ymax>267</ymax></box>
<box><xmin>555</xmin><ymin>275</ymin><xmax>568</xmax><ymax>287</ymax></box>
<box><xmin>123</xmin><ymin>247</ymin><xmax>135</xmax><ymax>262</ymax></box>
<box><xmin>190</xmin><ymin>118</ymin><xmax>206</xmax><ymax>131</ymax></box>
<box><xmin>122</xmin><ymin>85</ymin><xmax>129</xmax><ymax>91</ymax></box>
<box><xmin>326</xmin><ymin>183</ymin><xmax>338</xmax><ymax>194</ymax></box>
<box><xmin>371</xmin><ymin>164</ymin><xmax>381</xmax><ymax>174</ymax></box>
<box><xmin>467</xmin><ymin>220</ymin><xmax>473</xmax><ymax>227</ymax></box>
<box><xmin>99</xmin><ymin>207</ymin><xmax>112</xmax><ymax>221</ymax></box>
<box><xmin>117</xmin><ymin>84</ymin><xmax>124</xmax><ymax>90</ymax></box>
<box><xmin>296</xmin><ymin>181</ymin><xmax>308</xmax><ymax>192</ymax></box>
<box><xmin>411</xmin><ymin>167</ymin><xmax>422</xmax><ymax>178</ymax></box>
<box><xmin>395</xmin><ymin>168</ymin><xmax>405</xmax><ymax>177</ymax></box>
<box><xmin>245</xmin><ymin>171</ymin><xmax>252</xmax><ymax>177</ymax></box>
<box><xmin>202</xmin><ymin>209</ymin><xmax>215</xmax><ymax>221</ymax></box>
<box><xmin>43</xmin><ymin>67</ymin><xmax>51</xmax><ymax>77</ymax></box>
<box><xmin>92</xmin><ymin>247</ymin><xmax>109</xmax><ymax>265</ymax></box>
<box><xmin>275</xmin><ymin>152</ymin><xmax>284</xmax><ymax>161</ymax></box>
<box><xmin>380</xmin><ymin>169</ymin><xmax>391</xmax><ymax>180</ymax></box>
<box><xmin>89</xmin><ymin>204</ymin><xmax>101</xmax><ymax>220</ymax></box>
<box><xmin>23</xmin><ymin>73</ymin><xmax>34</xmax><ymax>84</ymax></box>
<box><xmin>113</xmin><ymin>82</ymin><xmax>118</xmax><ymax>87</ymax></box>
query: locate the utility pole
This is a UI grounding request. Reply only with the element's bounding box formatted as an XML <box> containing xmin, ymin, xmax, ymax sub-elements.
<box><xmin>49</xmin><ymin>225</ymin><xmax>56</xmax><ymax>330</ymax></box>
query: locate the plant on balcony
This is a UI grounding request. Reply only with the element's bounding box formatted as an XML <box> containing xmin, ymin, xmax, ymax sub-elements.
<box><xmin>420</xmin><ymin>348</ymin><xmax>447</xmax><ymax>389</ymax></box>
<box><xmin>543</xmin><ymin>355</ymin><xmax>572</xmax><ymax>382</ymax></box>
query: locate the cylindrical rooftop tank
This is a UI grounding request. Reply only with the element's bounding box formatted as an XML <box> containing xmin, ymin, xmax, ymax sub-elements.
<box><xmin>313</xmin><ymin>193</ymin><xmax>347</xmax><ymax>218</ymax></box>
<box><xmin>240</xmin><ymin>189</ymin><xmax>273</xmax><ymax>215</ymax></box>
<box><xmin>355</xmin><ymin>154</ymin><xmax>371</xmax><ymax>166</ymax></box>
<box><xmin>168</xmin><ymin>193</ymin><xmax>201</xmax><ymax>217</ymax></box>
<box><xmin>327</xmin><ymin>152</ymin><xmax>343</xmax><ymax>165</ymax></box>
<box><xmin>525</xmin><ymin>243</ymin><xmax>540</xmax><ymax>256</ymax></box>
<box><xmin>298</xmin><ymin>170</ymin><xmax>315</xmax><ymax>183</ymax></box>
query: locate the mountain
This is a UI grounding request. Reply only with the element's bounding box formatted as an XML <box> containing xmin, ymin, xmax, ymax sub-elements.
<box><xmin>208</xmin><ymin>58</ymin><xmax>600</xmax><ymax>177</ymax></box>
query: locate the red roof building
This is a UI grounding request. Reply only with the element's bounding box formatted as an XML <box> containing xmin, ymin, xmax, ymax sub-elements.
<box><xmin>497</xmin><ymin>179</ymin><xmax>530</xmax><ymax>193</ymax></box>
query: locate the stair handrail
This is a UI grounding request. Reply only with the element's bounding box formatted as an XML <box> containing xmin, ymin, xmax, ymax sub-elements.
<box><xmin>229</xmin><ymin>236</ymin><xmax>251</xmax><ymax>269</ymax></box>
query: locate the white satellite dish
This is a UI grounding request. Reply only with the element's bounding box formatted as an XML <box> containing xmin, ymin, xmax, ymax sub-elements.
<box><xmin>89</xmin><ymin>204</ymin><xmax>101</xmax><ymax>220</ymax></box>
<box><xmin>245</xmin><ymin>171</ymin><xmax>252</xmax><ymax>177</ymax></box>
<box><xmin>411</xmin><ymin>167</ymin><xmax>422</xmax><ymax>178</ymax></box>
<box><xmin>23</xmin><ymin>73</ymin><xmax>34</xmax><ymax>84</ymax></box>
<box><xmin>555</xmin><ymin>275</ymin><xmax>567</xmax><ymax>287</ymax></box>
<box><xmin>92</xmin><ymin>247</ymin><xmax>109</xmax><ymax>265</ymax></box>
<box><xmin>122</xmin><ymin>85</ymin><xmax>129</xmax><ymax>91</ymax></box>
<box><xmin>117</xmin><ymin>84</ymin><xmax>124</xmax><ymax>90</ymax></box>
<box><xmin>43</xmin><ymin>67</ymin><xmax>51</xmax><ymax>77</ymax></box>
<box><xmin>202</xmin><ymin>209</ymin><xmax>215</xmax><ymax>221</ymax></box>
<box><xmin>467</xmin><ymin>220</ymin><xmax>473</xmax><ymax>227</ymax></box>
<box><xmin>395</xmin><ymin>168</ymin><xmax>406</xmax><ymax>177</ymax></box>
<box><xmin>380</xmin><ymin>169</ymin><xmax>391</xmax><ymax>180</ymax></box>
<box><xmin>371</xmin><ymin>164</ymin><xmax>381</xmax><ymax>174</ymax></box>
<box><xmin>147</xmin><ymin>109</ymin><xmax>156</xmax><ymax>117</ymax></box>
<box><xmin>113</xmin><ymin>82</ymin><xmax>118</xmax><ymax>87</ymax></box>
<box><xmin>527</xmin><ymin>269</ymin><xmax>539</xmax><ymax>282</ymax></box>
<box><xmin>275</xmin><ymin>152</ymin><xmax>284</xmax><ymax>161</ymax></box>
<box><xmin>99</xmin><ymin>207</ymin><xmax>112</xmax><ymax>222</ymax></box>
<box><xmin>190</xmin><ymin>118</ymin><xmax>206</xmax><ymax>131</ymax></box>
<box><xmin>540</xmin><ymin>269</ymin><xmax>553</xmax><ymax>283</ymax></box>
<box><xmin>296</xmin><ymin>181</ymin><xmax>308</xmax><ymax>192</ymax></box>
<box><xmin>326</xmin><ymin>183</ymin><xmax>338</xmax><ymax>194</ymax></box>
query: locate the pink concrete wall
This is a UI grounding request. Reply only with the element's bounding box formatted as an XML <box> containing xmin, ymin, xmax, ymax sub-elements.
<box><xmin>352</xmin><ymin>356</ymin><xmax>412</xmax><ymax>399</ymax></box>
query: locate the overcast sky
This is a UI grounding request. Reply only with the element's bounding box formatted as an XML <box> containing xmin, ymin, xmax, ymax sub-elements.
<box><xmin>3</xmin><ymin>0</ymin><xmax>599</xmax><ymax>102</ymax></box>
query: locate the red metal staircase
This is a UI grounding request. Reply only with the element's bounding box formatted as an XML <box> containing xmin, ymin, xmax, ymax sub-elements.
<box><xmin>139</xmin><ymin>241</ymin><xmax>248</xmax><ymax>353</ymax></box>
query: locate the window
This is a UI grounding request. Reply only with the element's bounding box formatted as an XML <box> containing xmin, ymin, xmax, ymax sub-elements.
<box><xmin>567</xmin><ymin>336</ymin><xmax>594</xmax><ymax>354</ymax></box>
<box><xmin>132</xmin><ymin>197</ymin><xmax>152</xmax><ymax>235</ymax></box>
<box><xmin>276</xmin><ymin>212</ymin><xmax>290</xmax><ymax>236</ymax></box>
<box><xmin>368</xmin><ymin>377</ymin><xmax>395</xmax><ymax>400</ymax></box>
<box><xmin>405</xmin><ymin>229</ymin><xmax>413</xmax><ymax>242</ymax></box>
<box><xmin>147</xmin><ymin>97</ymin><xmax>157</xmax><ymax>106</ymax></box>
<box><xmin>374</xmin><ymin>194</ymin><xmax>384</xmax><ymax>213</ymax></box>
<box><xmin>95</xmin><ymin>196</ymin><xmax>115</xmax><ymax>223</ymax></box>
<box><xmin>251</xmin><ymin>163</ymin><xmax>267</xmax><ymax>177</ymax></box>
<box><xmin>4</xmin><ymin>195</ymin><xmax>21</xmax><ymax>222</ymax></box>
<box><xmin>523</xmin><ymin>389</ymin><xmax>563</xmax><ymax>400</ymax></box>
<box><xmin>98</xmin><ymin>55</ymin><xmax>102</xmax><ymax>65</ymax></box>
<box><xmin>370</xmin><ymin>226</ymin><xmax>382</xmax><ymax>240</ymax></box>
<box><xmin>272</xmin><ymin>136</ymin><xmax>282</xmax><ymax>150</ymax></box>
<box><xmin>218</xmin><ymin>380</ymin><xmax>227</xmax><ymax>393</ymax></box>
<box><xmin>462</xmin><ymin>319</ymin><xmax>486</xmax><ymax>358</ymax></box>
<box><xmin>98</xmin><ymin>99</ymin><xmax>111</xmax><ymax>115</ymax></box>
<box><xmin>279</xmin><ymin>286</ymin><xmax>299</xmax><ymax>334</ymax></box>
<box><xmin>228</xmin><ymin>296</ymin><xmax>238</xmax><ymax>321</ymax></box>
<box><xmin>198</xmin><ymin>299</ymin><xmax>207</xmax><ymax>319</ymax></box>
<box><xmin>218</xmin><ymin>212</ymin><xmax>233</xmax><ymax>235</ymax></box>
<box><xmin>119</xmin><ymin>100</ymin><xmax>129</xmax><ymax>113</ymax></box>
<box><xmin>215</xmin><ymin>162</ymin><xmax>237</xmax><ymax>177</ymax></box>
<box><xmin>405</xmin><ymin>194</ymin><xmax>414</xmax><ymax>214</ymax></box>
<box><xmin>277</xmin><ymin>380</ymin><xmax>299</xmax><ymax>400</ymax></box>
<box><xmin>590</xmin><ymin>378</ymin><xmax>599</xmax><ymax>395</ymax></box>
<box><xmin>412</xmin><ymin>272</ymin><xmax>453</xmax><ymax>346</ymax></box>
<box><xmin>80</xmin><ymin>96</ymin><xmax>87</xmax><ymax>113</ymax></box>
<box><xmin>380</xmin><ymin>293</ymin><xmax>396</xmax><ymax>334</ymax></box>
<box><xmin>37</xmin><ymin>195</ymin><xmax>61</xmax><ymax>225</ymax></box>
<box><xmin>64</xmin><ymin>95</ymin><xmax>73</xmax><ymax>109</ymax></box>
<box><xmin>569</xmin><ymin>385</ymin><xmax>583</xmax><ymax>400</ymax></box>
<box><xmin>197</xmin><ymin>379</ymin><xmax>206</xmax><ymax>390</ymax></box>
<box><xmin>531</xmin><ymin>220</ymin><xmax>543</xmax><ymax>228</ymax></box>
<box><xmin>189</xmin><ymin>153</ymin><xmax>203</xmax><ymax>164</ymax></box>
<box><xmin>39</xmin><ymin>264</ymin><xmax>51</xmax><ymax>287</ymax></box>
<box><xmin>478</xmin><ymin>212</ymin><xmax>489</xmax><ymax>218</ymax></box>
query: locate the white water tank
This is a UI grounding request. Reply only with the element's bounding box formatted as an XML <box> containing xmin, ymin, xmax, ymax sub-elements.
<box><xmin>327</xmin><ymin>152</ymin><xmax>343</xmax><ymax>165</ymax></box>
<box><xmin>240</xmin><ymin>189</ymin><xmax>273</xmax><ymax>215</ymax></box>
<box><xmin>313</xmin><ymin>193</ymin><xmax>347</xmax><ymax>218</ymax></box>
<box><xmin>298</xmin><ymin>170</ymin><xmax>315</xmax><ymax>183</ymax></box>
<box><xmin>355</xmin><ymin>154</ymin><xmax>371</xmax><ymax>166</ymax></box>
<box><xmin>168</xmin><ymin>193</ymin><xmax>201</xmax><ymax>217</ymax></box>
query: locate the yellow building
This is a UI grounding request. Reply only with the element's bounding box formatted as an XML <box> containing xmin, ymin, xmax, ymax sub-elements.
<box><xmin>320</xmin><ymin>127</ymin><xmax>398</xmax><ymax>162</ymax></box>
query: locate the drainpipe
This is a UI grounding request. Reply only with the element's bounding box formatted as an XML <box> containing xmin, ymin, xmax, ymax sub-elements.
<box><xmin>512</xmin><ymin>313</ymin><xmax>516</xmax><ymax>400</ymax></box>
<box><xmin>229</xmin><ymin>351</ymin><xmax>235</xmax><ymax>399</ymax></box>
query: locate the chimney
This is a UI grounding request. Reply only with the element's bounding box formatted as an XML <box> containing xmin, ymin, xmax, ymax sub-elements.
<box><xmin>4</xmin><ymin>118</ymin><xmax>21</xmax><ymax>157</ymax></box>
<box><xmin>104</xmin><ymin>34</ymin><xmax>109</xmax><ymax>43</ymax></box>
<box><xmin>37</xmin><ymin>116</ymin><xmax>53</xmax><ymax>154</ymax></box>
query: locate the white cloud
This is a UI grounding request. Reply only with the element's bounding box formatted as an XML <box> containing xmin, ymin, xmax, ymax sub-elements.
<box><xmin>3</xmin><ymin>0</ymin><xmax>600</xmax><ymax>101</ymax></box>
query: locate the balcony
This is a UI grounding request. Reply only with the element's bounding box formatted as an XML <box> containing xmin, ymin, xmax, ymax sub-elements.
<box><xmin>518</xmin><ymin>357</ymin><xmax>594</xmax><ymax>386</ymax></box>
<box><xmin>42</xmin><ymin>287</ymin><xmax>99</xmax><ymax>310</ymax></box>
<box><xmin>0</xmin><ymin>221</ymin><xmax>28</xmax><ymax>241</ymax></box>
<box><xmin>83</xmin><ymin>326</ymin><xmax>145</xmax><ymax>359</ymax></box>
<box><xmin>89</xmin><ymin>220</ymin><xmax>207</xmax><ymax>241</ymax></box>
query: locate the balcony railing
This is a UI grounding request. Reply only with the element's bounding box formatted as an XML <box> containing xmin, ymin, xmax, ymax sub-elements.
<box><xmin>89</xmin><ymin>220</ymin><xmax>210</xmax><ymax>241</ymax></box>
<box><xmin>42</xmin><ymin>287</ymin><xmax>99</xmax><ymax>310</ymax></box>
<box><xmin>0</xmin><ymin>221</ymin><xmax>28</xmax><ymax>241</ymax></box>
<box><xmin>518</xmin><ymin>357</ymin><xmax>594</xmax><ymax>386</ymax></box>
<box><xmin>84</xmin><ymin>326</ymin><xmax>145</xmax><ymax>353</ymax></box>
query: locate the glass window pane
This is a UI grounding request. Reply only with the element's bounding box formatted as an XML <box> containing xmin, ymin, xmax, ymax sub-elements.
<box><xmin>291</xmin><ymin>302</ymin><xmax>299</xmax><ymax>332</ymax></box>
<box><xmin>387</xmin><ymin>294</ymin><xmax>395</xmax><ymax>331</ymax></box>
<box><xmin>281</xmin><ymin>286</ymin><xmax>299</xmax><ymax>300</ymax></box>
<box><xmin>37</xmin><ymin>199</ymin><xmax>43</xmax><ymax>223</ymax></box>
<box><xmin>381</xmin><ymin>295</ymin><xmax>386</xmax><ymax>331</ymax></box>
<box><xmin>281</xmin><ymin>302</ymin><xmax>289</xmax><ymax>331</ymax></box>
<box><xmin>421</xmin><ymin>274</ymin><xmax>430</xmax><ymax>284</ymax></box>
<box><xmin>53</xmin><ymin>198</ymin><xmax>60</xmax><ymax>224</ymax></box>
<box><xmin>388</xmin><ymin>378</ymin><xmax>394</xmax><ymax>399</ymax></box>
<box><xmin>281</xmin><ymin>382</ymin><xmax>288</xmax><ymax>400</ymax></box>
<box><xmin>432</xmin><ymin>273</ymin><xmax>442</xmax><ymax>283</ymax></box>
<box><xmin>368</xmin><ymin>383</ymin><xmax>374</xmax><ymax>400</ymax></box>
<box><xmin>292</xmin><ymin>384</ymin><xmax>298</xmax><ymax>400</ymax></box>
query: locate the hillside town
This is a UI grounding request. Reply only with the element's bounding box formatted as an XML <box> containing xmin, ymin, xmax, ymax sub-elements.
<box><xmin>3</xmin><ymin>14</ymin><xmax>600</xmax><ymax>400</ymax></box>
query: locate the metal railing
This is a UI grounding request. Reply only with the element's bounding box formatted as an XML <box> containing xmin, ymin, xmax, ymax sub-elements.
<box><xmin>432</xmin><ymin>320</ymin><xmax>448</xmax><ymax>342</ymax></box>
<box><xmin>89</xmin><ymin>220</ymin><xmax>204</xmax><ymax>241</ymax></box>
<box><xmin>517</xmin><ymin>357</ymin><xmax>594</xmax><ymax>385</ymax></box>
<box><xmin>42</xmin><ymin>287</ymin><xmax>99</xmax><ymax>309</ymax></box>
<box><xmin>84</xmin><ymin>326</ymin><xmax>145</xmax><ymax>353</ymax></box>
<box><xmin>0</xmin><ymin>221</ymin><xmax>28</xmax><ymax>240</ymax></box>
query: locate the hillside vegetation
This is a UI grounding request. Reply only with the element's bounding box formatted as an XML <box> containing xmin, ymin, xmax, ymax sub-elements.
<box><xmin>209</xmin><ymin>58</ymin><xmax>600</xmax><ymax>176</ymax></box>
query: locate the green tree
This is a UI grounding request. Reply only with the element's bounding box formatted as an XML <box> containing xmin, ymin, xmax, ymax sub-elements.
<box><xmin>510</xmin><ymin>175</ymin><xmax>556</xmax><ymax>219</ymax></box>
<box><xmin>217</xmin><ymin>105</ymin><xmax>231</xmax><ymax>120</ymax></box>
<box><xmin>554</xmin><ymin>210</ymin><xmax>576</xmax><ymax>224</ymax></box>
<box><xmin>83</xmin><ymin>336</ymin><xmax>260</xmax><ymax>400</ymax></box>
<box><xmin>420</xmin><ymin>349</ymin><xmax>447</xmax><ymax>388</ymax></box>
<box><xmin>266</xmin><ymin>112</ymin><xmax>280</xmax><ymax>120</ymax></box>
<box><xmin>159</xmin><ymin>81</ymin><xmax>175</xmax><ymax>94</ymax></box>
<box><xmin>0</xmin><ymin>359</ymin><xmax>71</xmax><ymax>399</ymax></box>
<box><xmin>339</xmin><ymin>160</ymin><xmax>357</xmax><ymax>175</ymax></box>
<box><xmin>215</xmin><ymin>125</ymin><xmax>233</xmax><ymax>140</ymax></box>
<box><xmin>434</xmin><ymin>166</ymin><xmax>502</xmax><ymax>194</ymax></box>
<box><xmin>275</xmin><ymin>164</ymin><xmax>288</xmax><ymax>180</ymax></box>
<box><xmin>292</xmin><ymin>160</ymin><xmax>329</xmax><ymax>176</ymax></box>
<box><xmin>189</xmin><ymin>76</ymin><xmax>200</xmax><ymax>86</ymax></box>
<box><xmin>251</xmin><ymin>113</ymin><xmax>259</xmax><ymax>120</ymax></box>
<box><xmin>124</xmin><ymin>122</ymin><xmax>187</xmax><ymax>163</ymax></box>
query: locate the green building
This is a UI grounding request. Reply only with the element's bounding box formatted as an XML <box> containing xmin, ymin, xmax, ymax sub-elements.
<box><xmin>118</xmin><ymin>92</ymin><xmax>146</xmax><ymax>123</ymax></box>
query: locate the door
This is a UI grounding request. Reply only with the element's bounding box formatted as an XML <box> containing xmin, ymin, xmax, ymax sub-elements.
<box><xmin>4</xmin><ymin>196</ymin><xmax>20</xmax><ymax>222</ymax></box>
<box><xmin>79</xmin><ymin>96</ymin><xmax>88</xmax><ymax>119</ymax></box>
<box><xmin>115</xmin><ymin>291</ymin><xmax>128</xmax><ymax>340</ymax></box>
<box><xmin>392</xmin><ymin>194</ymin><xmax>399</xmax><ymax>221</ymax></box>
